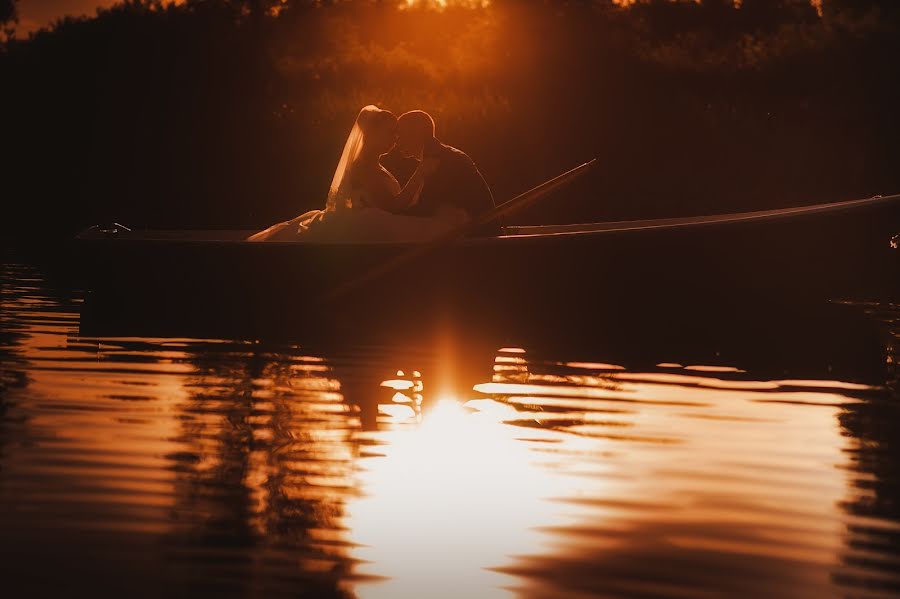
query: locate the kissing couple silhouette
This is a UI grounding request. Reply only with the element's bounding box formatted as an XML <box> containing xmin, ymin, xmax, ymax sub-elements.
<box><xmin>249</xmin><ymin>106</ymin><xmax>498</xmax><ymax>243</ymax></box>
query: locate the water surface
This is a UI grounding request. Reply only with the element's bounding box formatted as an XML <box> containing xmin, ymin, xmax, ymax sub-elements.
<box><xmin>2</xmin><ymin>259</ymin><xmax>900</xmax><ymax>598</ymax></box>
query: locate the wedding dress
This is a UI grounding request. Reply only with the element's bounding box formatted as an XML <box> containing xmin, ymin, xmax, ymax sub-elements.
<box><xmin>248</xmin><ymin>106</ymin><xmax>458</xmax><ymax>243</ymax></box>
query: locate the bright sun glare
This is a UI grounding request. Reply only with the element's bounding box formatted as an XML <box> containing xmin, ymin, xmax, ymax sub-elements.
<box><xmin>347</xmin><ymin>398</ymin><xmax>599</xmax><ymax>599</ymax></box>
<box><xmin>401</xmin><ymin>0</ymin><xmax>491</xmax><ymax>9</ymax></box>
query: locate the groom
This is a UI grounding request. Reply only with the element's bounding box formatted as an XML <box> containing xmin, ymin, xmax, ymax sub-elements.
<box><xmin>394</xmin><ymin>111</ymin><xmax>500</xmax><ymax>236</ymax></box>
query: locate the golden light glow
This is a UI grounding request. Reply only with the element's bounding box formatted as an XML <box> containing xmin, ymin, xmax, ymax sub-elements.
<box><xmin>347</xmin><ymin>398</ymin><xmax>603</xmax><ymax>598</ymax></box>
<box><xmin>401</xmin><ymin>0</ymin><xmax>491</xmax><ymax>9</ymax></box>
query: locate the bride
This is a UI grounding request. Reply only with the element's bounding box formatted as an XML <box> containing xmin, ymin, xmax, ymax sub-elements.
<box><xmin>248</xmin><ymin>105</ymin><xmax>460</xmax><ymax>243</ymax></box>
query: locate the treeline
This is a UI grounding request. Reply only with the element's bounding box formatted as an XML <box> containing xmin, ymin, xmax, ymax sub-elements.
<box><xmin>1</xmin><ymin>0</ymin><xmax>899</xmax><ymax>234</ymax></box>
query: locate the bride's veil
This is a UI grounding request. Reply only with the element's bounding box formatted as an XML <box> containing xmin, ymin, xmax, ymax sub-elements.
<box><xmin>324</xmin><ymin>105</ymin><xmax>378</xmax><ymax>211</ymax></box>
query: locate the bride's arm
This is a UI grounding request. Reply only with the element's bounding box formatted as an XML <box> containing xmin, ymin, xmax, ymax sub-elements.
<box><xmin>391</xmin><ymin>161</ymin><xmax>431</xmax><ymax>210</ymax></box>
<box><xmin>369</xmin><ymin>160</ymin><xmax>435</xmax><ymax>212</ymax></box>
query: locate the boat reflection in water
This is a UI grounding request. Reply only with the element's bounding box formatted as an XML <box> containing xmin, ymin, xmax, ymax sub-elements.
<box><xmin>2</xmin><ymin>261</ymin><xmax>900</xmax><ymax>597</ymax></box>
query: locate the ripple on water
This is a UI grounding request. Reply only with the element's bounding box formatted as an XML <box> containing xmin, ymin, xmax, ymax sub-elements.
<box><xmin>2</xmin><ymin>262</ymin><xmax>900</xmax><ymax>597</ymax></box>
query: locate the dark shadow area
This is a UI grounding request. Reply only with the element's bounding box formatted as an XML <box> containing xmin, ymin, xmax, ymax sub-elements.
<box><xmin>834</xmin><ymin>307</ymin><xmax>900</xmax><ymax>596</ymax></box>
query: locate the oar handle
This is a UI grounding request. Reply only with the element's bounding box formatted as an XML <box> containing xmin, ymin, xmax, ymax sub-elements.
<box><xmin>437</xmin><ymin>158</ymin><xmax>599</xmax><ymax>242</ymax></box>
<box><xmin>490</xmin><ymin>158</ymin><xmax>599</xmax><ymax>228</ymax></box>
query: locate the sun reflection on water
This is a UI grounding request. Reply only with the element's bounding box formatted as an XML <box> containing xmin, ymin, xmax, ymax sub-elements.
<box><xmin>348</xmin><ymin>398</ymin><xmax>603</xmax><ymax>599</ymax></box>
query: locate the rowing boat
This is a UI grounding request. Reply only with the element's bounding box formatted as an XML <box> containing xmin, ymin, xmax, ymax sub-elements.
<box><xmin>75</xmin><ymin>193</ymin><xmax>900</xmax><ymax>339</ymax></box>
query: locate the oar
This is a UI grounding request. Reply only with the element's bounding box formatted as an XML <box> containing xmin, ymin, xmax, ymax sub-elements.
<box><xmin>320</xmin><ymin>158</ymin><xmax>599</xmax><ymax>303</ymax></box>
<box><xmin>480</xmin><ymin>158</ymin><xmax>598</xmax><ymax>237</ymax></box>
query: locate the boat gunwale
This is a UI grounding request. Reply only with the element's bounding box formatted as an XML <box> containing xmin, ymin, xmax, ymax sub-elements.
<box><xmin>74</xmin><ymin>193</ymin><xmax>900</xmax><ymax>248</ymax></box>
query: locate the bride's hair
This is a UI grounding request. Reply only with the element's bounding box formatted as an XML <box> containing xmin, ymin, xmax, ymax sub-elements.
<box><xmin>357</xmin><ymin>105</ymin><xmax>397</xmax><ymax>135</ymax></box>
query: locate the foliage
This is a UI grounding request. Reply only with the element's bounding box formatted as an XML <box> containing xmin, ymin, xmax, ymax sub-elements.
<box><xmin>1</xmin><ymin>0</ymin><xmax>16</xmax><ymax>41</ymax></box>
<box><xmin>0</xmin><ymin>0</ymin><xmax>14</xmax><ymax>23</ymax></box>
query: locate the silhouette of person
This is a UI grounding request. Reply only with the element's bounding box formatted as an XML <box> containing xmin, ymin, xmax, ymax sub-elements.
<box><xmin>248</xmin><ymin>106</ymin><xmax>448</xmax><ymax>242</ymax></box>
<box><xmin>395</xmin><ymin>111</ymin><xmax>500</xmax><ymax>236</ymax></box>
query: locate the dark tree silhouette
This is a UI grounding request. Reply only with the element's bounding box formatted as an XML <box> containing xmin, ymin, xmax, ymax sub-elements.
<box><xmin>0</xmin><ymin>0</ymin><xmax>15</xmax><ymax>23</ymax></box>
<box><xmin>1</xmin><ymin>0</ymin><xmax>16</xmax><ymax>39</ymax></box>
<box><xmin>1</xmin><ymin>0</ymin><xmax>899</xmax><ymax>235</ymax></box>
<box><xmin>740</xmin><ymin>0</ymin><xmax>817</xmax><ymax>30</ymax></box>
<box><xmin>822</xmin><ymin>0</ymin><xmax>900</xmax><ymax>18</ymax></box>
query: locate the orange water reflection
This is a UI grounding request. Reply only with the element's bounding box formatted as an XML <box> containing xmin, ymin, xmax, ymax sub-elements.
<box><xmin>3</xmin><ymin>263</ymin><xmax>900</xmax><ymax>596</ymax></box>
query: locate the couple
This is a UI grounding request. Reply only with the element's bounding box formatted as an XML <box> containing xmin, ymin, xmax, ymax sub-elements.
<box><xmin>248</xmin><ymin>106</ymin><xmax>498</xmax><ymax>243</ymax></box>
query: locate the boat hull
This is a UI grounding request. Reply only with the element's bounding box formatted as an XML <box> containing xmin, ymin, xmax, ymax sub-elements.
<box><xmin>75</xmin><ymin>197</ymin><xmax>900</xmax><ymax>342</ymax></box>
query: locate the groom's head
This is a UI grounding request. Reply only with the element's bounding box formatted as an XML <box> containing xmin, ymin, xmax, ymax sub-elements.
<box><xmin>397</xmin><ymin>110</ymin><xmax>436</xmax><ymax>159</ymax></box>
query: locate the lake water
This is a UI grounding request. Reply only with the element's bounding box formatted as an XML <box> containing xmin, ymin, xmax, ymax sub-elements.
<box><xmin>2</xmin><ymin>255</ymin><xmax>900</xmax><ymax>598</ymax></box>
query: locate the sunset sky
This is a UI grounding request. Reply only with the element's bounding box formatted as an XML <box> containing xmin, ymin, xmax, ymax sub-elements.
<box><xmin>16</xmin><ymin>0</ymin><xmax>120</xmax><ymax>33</ymax></box>
<box><xmin>15</xmin><ymin>0</ymin><xmax>824</xmax><ymax>35</ymax></box>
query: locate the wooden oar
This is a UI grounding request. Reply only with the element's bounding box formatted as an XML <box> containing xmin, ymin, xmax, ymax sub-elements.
<box><xmin>320</xmin><ymin>158</ymin><xmax>599</xmax><ymax>303</ymax></box>
<box><xmin>484</xmin><ymin>158</ymin><xmax>598</xmax><ymax>236</ymax></box>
